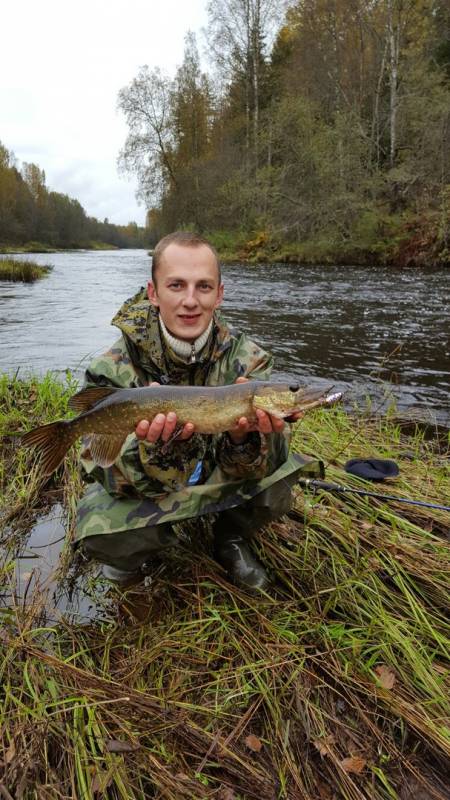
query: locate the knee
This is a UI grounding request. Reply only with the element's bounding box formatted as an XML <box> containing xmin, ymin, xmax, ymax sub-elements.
<box><xmin>77</xmin><ymin>524</ymin><xmax>178</xmax><ymax>571</ymax></box>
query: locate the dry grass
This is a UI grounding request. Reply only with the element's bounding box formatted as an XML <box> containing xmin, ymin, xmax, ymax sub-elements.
<box><xmin>0</xmin><ymin>374</ymin><xmax>449</xmax><ymax>799</ymax></box>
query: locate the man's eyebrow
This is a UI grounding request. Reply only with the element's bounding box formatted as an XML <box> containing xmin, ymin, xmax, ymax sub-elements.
<box><xmin>164</xmin><ymin>275</ymin><xmax>215</xmax><ymax>283</ymax></box>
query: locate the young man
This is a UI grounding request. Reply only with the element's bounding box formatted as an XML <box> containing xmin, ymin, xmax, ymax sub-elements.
<box><xmin>74</xmin><ymin>232</ymin><xmax>317</xmax><ymax>591</ymax></box>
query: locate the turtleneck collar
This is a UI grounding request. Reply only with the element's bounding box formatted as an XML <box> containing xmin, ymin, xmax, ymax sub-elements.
<box><xmin>158</xmin><ymin>315</ymin><xmax>213</xmax><ymax>363</ymax></box>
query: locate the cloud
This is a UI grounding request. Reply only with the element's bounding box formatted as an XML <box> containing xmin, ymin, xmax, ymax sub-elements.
<box><xmin>1</xmin><ymin>0</ymin><xmax>209</xmax><ymax>225</ymax></box>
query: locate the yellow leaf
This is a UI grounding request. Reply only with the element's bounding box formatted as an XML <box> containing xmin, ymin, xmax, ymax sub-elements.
<box><xmin>340</xmin><ymin>756</ymin><xmax>366</xmax><ymax>774</ymax></box>
<box><xmin>374</xmin><ymin>664</ymin><xmax>396</xmax><ymax>689</ymax></box>
<box><xmin>313</xmin><ymin>735</ymin><xmax>335</xmax><ymax>757</ymax></box>
<box><xmin>5</xmin><ymin>739</ymin><xmax>16</xmax><ymax>764</ymax></box>
<box><xmin>245</xmin><ymin>734</ymin><xmax>262</xmax><ymax>752</ymax></box>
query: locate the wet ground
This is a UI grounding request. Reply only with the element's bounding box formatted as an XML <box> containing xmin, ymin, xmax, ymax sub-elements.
<box><xmin>4</xmin><ymin>504</ymin><xmax>102</xmax><ymax>622</ymax></box>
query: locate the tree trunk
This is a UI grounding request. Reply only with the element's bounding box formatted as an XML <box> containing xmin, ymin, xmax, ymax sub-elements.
<box><xmin>387</xmin><ymin>0</ymin><xmax>398</xmax><ymax>168</ymax></box>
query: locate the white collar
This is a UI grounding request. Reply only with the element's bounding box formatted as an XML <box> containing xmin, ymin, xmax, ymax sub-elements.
<box><xmin>159</xmin><ymin>315</ymin><xmax>213</xmax><ymax>363</ymax></box>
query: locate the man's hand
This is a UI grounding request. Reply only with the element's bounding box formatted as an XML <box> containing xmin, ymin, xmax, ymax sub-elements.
<box><xmin>227</xmin><ymin>377</ymin><xmax>287</xmax><ymax>445</ymax></box>
<box><xmin>135</xmin><ymin>382</ymin><xmax>195</xmax><ymax>444</ymax></box>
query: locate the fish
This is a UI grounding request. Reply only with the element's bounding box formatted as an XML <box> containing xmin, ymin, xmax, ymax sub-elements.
<box><xmin>21</xmin><ymin>382</ymin><xmax>343</xmax><ymax>476</ymax></box>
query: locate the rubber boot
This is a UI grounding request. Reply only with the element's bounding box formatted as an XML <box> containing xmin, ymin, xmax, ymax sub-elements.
<box><xmin>101</xmin><ymin>564</ymin><xmax>144</xmax><ymax>586</ymax></box>
<box><xmin>213</xmin><ymin>526</ymin><xmax>270</xmax><ymax>592</ymax></box>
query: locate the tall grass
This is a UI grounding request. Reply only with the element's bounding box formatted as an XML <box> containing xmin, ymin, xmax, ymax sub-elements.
<box><xmin>0</xmin><ymin>257</ymin><xmax>53</xmax><ymax>282</ymax></box>
<box><xmin>0</xmin><ymin>373</ymin><xmax>449</xmax><ymax>798</ymax></box>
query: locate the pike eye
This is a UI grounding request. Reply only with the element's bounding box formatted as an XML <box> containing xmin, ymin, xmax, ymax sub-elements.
<box><xmin>289</xmin><ymin>383</ymin><xmax>299</xmax><ymax>392</ymax></box>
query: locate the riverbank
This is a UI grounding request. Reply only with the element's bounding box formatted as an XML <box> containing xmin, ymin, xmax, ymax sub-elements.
<box><xmin>0</xmin><ymin>240</ymin><xmax>120</xmax><ymax>254</ymax></box>
<box><xmin>1</xmin><ymin>372</ymin><xmax>449</xmax><ymax>798</ymax></box>
<box><xmin>208</xmin><ymin>210</ymin><xmax>450</xmax><ymax>267</ymax></box>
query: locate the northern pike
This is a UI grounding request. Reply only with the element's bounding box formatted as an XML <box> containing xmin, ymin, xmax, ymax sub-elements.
<box><xmin>21</xmin><ymin>382</ymin><xmax>342</xmax><ymax>476</ymax></box>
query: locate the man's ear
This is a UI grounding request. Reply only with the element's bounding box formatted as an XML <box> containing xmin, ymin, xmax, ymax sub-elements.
<box><xmin>215</xmin><ymin>283</ymin><xmax>224</xmax><ymax>308</ymax></box>
<box><xmin>147</xmin><ymin>281</ymin><xmax>159</xmax><ymax>307</ymax></box>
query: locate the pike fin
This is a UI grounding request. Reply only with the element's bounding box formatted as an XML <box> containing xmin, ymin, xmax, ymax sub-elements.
<box><xmin>68</xmin><ymin>386</ymin><xmax>118</xmax><ymax>413</ymax></box>
<box><xmin>88</xmin><ymin>433</ymin><xmax>127</xmax><ymax>467</ymax></box>
<box><xmin>22</xmin><ymin>420</ymin><xmax>73</xmax><ymax>475</ymax></box>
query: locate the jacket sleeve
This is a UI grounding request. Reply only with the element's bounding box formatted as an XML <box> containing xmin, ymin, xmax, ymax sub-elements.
<box><xmin>80</xmin><ymin>337</ymin><xmax>210</xmax><ymax>498</ymax></box>
<box><xmin>214</xmin><ymin>337</ymin><xmax>289</xmax><ymax>480</ymax></box>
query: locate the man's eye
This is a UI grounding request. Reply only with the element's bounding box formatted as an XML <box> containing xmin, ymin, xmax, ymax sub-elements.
<box><xmin>199</xmin><ymin>283</ymin><xmax>212</xmax><ymax>290</ymax></box>
<box><xmin>169</xmin><ymin>282</ymin><xmax>182</xmax><ymax>289</ymax></box>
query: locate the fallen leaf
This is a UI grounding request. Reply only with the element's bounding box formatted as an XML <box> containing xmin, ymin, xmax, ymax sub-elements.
<box><xmin>313</xmin><ymin>735</ymin><xmax>335</xmax><ymax>757</ymax></box>
<box><xmin>244</xmin><ymin>734</ymin><xmax>262</xmax><ymax>752</ymax></box>
<box><xmin>374</xmin><ymin>664</ymin><xmax>396</xmax><ymax>690</ymax></box>
<box><xmin>5</xmin><ymin>739</ymin><xmax>16</xmax><ymax>764</ymax></box>
<box><xmin>104</xmin><ymin>738</ymin><xmax>140</xmax><ymax>753</ymax></box>
<box><xmin>340</xmin><ymin>756</ymin><xmax>366</xmax><ymax>774</ymax></box>
<box><xmin>91</xmin><ymin>770</ymin><xmax>113</xmax><ymax>793</ymax></box>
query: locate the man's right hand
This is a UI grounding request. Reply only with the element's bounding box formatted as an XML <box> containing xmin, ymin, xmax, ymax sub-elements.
<box><xmin>135</xmin><ymin>382</ymin><xmax>195</xmax><ymax>444</ymax></box>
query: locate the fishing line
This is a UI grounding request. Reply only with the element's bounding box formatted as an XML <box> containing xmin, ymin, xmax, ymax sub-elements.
<box><xmin>323</xmin><ymin>343</ymin><xmax>405</xmax><ymax>469</ymax></box>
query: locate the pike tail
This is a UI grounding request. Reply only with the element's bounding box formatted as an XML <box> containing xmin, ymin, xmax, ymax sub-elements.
<box><xmin>22</xmin><ymin>420</ymin><xmax>75</xmax><ymax>475</ymax></box>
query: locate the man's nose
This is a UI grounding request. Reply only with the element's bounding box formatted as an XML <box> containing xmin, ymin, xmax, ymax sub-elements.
<box><xmin>182</xmin><ymin>286</ymin><xmax>198</xmax><ymax>307</ymax></box>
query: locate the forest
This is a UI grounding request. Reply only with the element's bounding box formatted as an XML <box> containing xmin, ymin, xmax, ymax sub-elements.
<box><xmin>0</xmin><ymin>144</ymin><xmax>149</xmax><ymax>250</ymax></box>
<box><xmin>119</xmin><ymin>0</ymin><xmax>450</xmax><ymax>265</ymax></box>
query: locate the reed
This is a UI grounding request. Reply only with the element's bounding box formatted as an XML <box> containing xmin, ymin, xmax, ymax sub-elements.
<box><xmin>0</xmin><ymin>257</ymin><xmax>52</xmax><ymax>282</ymax></box>
<box><xmin>0</xmin><ymin>373</ymin><xmax>449</xmax><ymax>799</ymax></box>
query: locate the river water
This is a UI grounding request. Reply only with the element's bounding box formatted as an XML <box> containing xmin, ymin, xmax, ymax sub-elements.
<box><xmin>1</xmin><ymin>249</ymin><xmax>449</xmax><ymax>423</ymax></box>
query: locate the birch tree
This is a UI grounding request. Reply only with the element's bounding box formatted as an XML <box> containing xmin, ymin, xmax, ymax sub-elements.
<box><xmin>117</xmin><ymin>67</ymin><xmax>177</xmax><ymax>208</ymax></box>
<box><xmin>206</xmin><ymin>0</ymin><xmax>284</xmax><ymax>166</ymax></box>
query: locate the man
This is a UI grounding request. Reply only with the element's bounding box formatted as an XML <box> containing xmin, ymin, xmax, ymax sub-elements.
<box><xmin>74</xmin><ymin>232</ymin><xmax>319</xmax><ymax>591</ymax></box>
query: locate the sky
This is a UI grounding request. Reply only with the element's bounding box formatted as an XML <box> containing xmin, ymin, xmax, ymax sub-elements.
<box><xmin>1</xmin><ymin>0</ymin><xmax>209</xmax><ymax>226</ymax></box>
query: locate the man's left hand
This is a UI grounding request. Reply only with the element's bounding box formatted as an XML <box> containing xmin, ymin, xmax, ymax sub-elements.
<box><xmin>227</xmin><ymin>377</ymin><xmax>291</xmax><ymax>445</ymax></box>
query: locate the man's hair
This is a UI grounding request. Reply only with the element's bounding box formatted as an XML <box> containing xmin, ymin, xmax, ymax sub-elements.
<box><xmin>151</xmin><ymin>231</ymin><xmax>221</xmax><ymax>284</ymax></box>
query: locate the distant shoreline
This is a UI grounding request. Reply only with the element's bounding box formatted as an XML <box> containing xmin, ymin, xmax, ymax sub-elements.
<box><xmin>2</xmin><ymin>239</ymin><xmax>448</xmax><ymax>268</ymax></box>
<box><xmin>0</xmin><ymin>241</ymin><xmax>122</xmax><ymax>254</ymax></box>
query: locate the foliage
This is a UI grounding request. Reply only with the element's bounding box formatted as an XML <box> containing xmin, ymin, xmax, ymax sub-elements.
<box><xmin>0</xmin><ymin>144</ymin><xmax>150</xmax><ymax>250</ymax></box>
<box><xmin>119</xmin><ymin>0</ymin><xmax>450</xmax><ymax>265</ymax></box>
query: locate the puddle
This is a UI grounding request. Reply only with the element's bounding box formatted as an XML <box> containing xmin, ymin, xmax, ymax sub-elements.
<box><xmin>6</xmin><ymin>504</ymin><xmax>111</xmax><ymax>624</ymax></box>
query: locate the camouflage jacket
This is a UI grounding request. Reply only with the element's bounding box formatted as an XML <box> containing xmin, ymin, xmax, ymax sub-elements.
<box><xmin>80</xmin><ymin>288</ymin><xmax>286</xmax><ymax>498</ymax></box>
<box><xmin>75</xmin><ymin>288</ymin><xmax>321</xmax><ymax>541</ymax></box>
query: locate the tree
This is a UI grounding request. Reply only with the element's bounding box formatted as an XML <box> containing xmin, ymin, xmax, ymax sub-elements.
<box><xmin>206</xmin><ymin>0</ymin><xmax>283</xmax><ymax>166</ymax></box>
<box><xmin>117</xmin><ymin>66</ymin><xmax>177</xmax><ymax>208</ymax></box>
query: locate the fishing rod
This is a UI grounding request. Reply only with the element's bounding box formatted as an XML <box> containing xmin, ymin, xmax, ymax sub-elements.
<box><xmin>298</xmin><ymin>478</ymin><xmax>450</xmax><ymax>513</ymax></box>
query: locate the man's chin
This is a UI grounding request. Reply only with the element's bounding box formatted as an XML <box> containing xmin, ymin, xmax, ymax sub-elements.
<box><xmin>174</xmin><ymin>317</ymin><xmax>209</xmax><ymax>339</ymax></box>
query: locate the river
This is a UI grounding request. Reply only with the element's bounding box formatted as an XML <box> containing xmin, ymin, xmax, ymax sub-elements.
<box><xmin>1</xmin><ymin>249</ymin><xmax>449</xmax><ymax>423</ymax></box>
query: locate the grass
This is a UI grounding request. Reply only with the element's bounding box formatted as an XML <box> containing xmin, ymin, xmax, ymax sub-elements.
<box><xmin>0</xmin><ymin>257</ymin><xmax>53</xmax><ymax>282</ymax></box>
<box><xmin>0</xmin><ymin>373</ymin><xmax>449</xmax><ymax>798</ymax></box>
<box><xmin>0</xmin><ymin>241</ymin><xmax>58</xmax><ymax>254</ymax></box>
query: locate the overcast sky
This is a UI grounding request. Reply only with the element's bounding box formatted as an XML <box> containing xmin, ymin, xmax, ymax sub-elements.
<box><xmin>1</xmin><ymin>0</ymin><xmax>209</xmax><ymax>225</ymax></box>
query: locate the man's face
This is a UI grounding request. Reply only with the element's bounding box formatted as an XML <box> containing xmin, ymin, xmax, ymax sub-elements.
<box><xmin>147</xmin><ymin>243</ymin><xmax>224</xmax><ymax>342</ymax></box>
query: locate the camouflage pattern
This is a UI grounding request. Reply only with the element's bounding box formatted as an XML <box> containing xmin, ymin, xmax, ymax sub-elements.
<box><xmin>75</xmin><ymin>288</ymin><xmax>322</xmax><ymax>545</ymax></box>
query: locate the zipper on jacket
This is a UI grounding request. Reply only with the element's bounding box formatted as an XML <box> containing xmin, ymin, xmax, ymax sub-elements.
<box><xmin>190</xmin><ymin>344</ymin><xmax>196</xmax><ymax>364</ymax></box>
